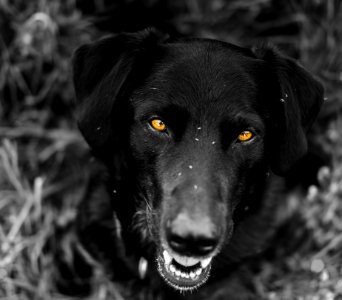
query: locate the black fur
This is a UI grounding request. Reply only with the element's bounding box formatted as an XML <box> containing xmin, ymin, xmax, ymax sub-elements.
<box><xmin>72</xmin><ymin>28</ymin><xmax>324</xmax><ymax>299</ymax></box>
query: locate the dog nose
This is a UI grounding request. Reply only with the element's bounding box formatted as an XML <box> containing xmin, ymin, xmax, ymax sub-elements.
<box><xmin>166</xmin><ymin>212</ymin><xmax>219</xmax><ymax>256</ymax></box>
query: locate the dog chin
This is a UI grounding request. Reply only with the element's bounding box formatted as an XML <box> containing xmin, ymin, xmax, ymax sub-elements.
<box><xmin>156</xmin><ymin>249</ymin><xmax>213</xmax><ymax>292</ymax></box>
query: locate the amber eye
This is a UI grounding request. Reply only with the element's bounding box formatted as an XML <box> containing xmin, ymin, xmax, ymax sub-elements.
<box><xmin>150</xmin><ymin>119</ymin><xmax>166</xmax><ymax>132</ymax></box>
<box><xmin>238</xmin><ymin>130</ymin><xmax>254</xmax><ymax>142</ymax></box>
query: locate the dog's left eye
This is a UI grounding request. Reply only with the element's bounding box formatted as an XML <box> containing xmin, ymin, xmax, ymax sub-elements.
<box><xmin>150</xmin><ymin>118</ymin><xmax>167</xmax><ymax>132</ymax></box>
<box><xmin>237</xmin><ymin>130</ymin><xmax>254</xmax><ymax>142</ymax></box>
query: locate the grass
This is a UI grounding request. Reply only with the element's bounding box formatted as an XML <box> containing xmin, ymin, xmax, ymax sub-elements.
<box><xmin>0</xmin><ymin>0</ymin><xmax>342</xmax><ymax>299</ymax></box>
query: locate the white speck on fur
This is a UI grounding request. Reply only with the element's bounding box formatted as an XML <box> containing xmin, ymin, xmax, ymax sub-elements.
<box><xmin>150</xmin><ymin>87</ymin><xmax>158</xmax><ymax>90</ymax></box>
<box><xmin>211</xmin><ymin>141</ymin><xmax>216</xmax><ymax>145</ymax></box>
<box><xmin>285</xmin><ymin>93</ymin><xmax>288</xmax><ymax>98</ymax></box>
<box><xmin>189</xmin><ymin>165</ymin><xmax>193</xmax><ymax>169</ymax></box>
<box><xmin>280</xmin><ymin>98</ymin><xmax>285</xmax><ymax>102</ymax></box>
<box><xmin>324</xmin><ymin>97</ymin><xmax>328</xmax><ymax>101</ymax></box>
<box><xmin>195</xmin><ymin>138</ymin><xmax>199</xmax><ymax>141</ymax></box>
<box><xmin>197</xmin><ymin>127</ymin><xmax>202</xmax><ymax>130</ymax></box>
<box><xmin>245</xmin><ymin>206</ymin><xmax>249</xmax><ymax>211</ymax></box>
<box><xmin>96</xmin><ymin>126</ymin><xmax>101</xmax><ymax>131</ymax></box>
<box><xmin>178</xmin><ymin>172</ymin><xmax>182</xmax><ymax>176</ymax></box>
<box><xmin>194</xmin><ymin>185</ymin><xmax>198</xmax><ymax>190</ymax></box>
<box><xmin>113</xmin><ymin>190</ymin><xmax>117</xmax><ymax>194</ymax></box>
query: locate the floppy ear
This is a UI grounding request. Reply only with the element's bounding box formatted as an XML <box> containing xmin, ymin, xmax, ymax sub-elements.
<box><xmin>253</xmin><ymin>46</ymin><xmax>324</xmax><ymax>175</ymax></box>
<box><xmin>72</xmin><ymin>28</ymin><xmax>167</xmax><ymax>154</ymax></box>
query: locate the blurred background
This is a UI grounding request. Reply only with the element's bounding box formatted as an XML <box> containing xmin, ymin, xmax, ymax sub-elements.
<box><xmin>0</xmin><ymin>0</ymin><xmax>342</xmax><ymax>299</ymax></box>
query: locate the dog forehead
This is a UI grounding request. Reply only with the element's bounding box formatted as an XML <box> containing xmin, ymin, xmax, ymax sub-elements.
<box><xmin>132</xmin><ymin>40</ymin><xmax>261</xmax><ymax>117</ymax></box>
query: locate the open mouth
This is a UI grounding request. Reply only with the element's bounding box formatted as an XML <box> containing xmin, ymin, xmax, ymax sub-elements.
<box><xmin>157</xmin><ymin>249</ymin><xmax>213</xmax><ymax>292</ymax></box>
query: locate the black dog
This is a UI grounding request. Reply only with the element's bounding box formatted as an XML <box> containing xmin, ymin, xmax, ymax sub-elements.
<box><xmin>72</xmin><ymin>28</ymin><xmax>323</xmax><ymax>298</ymax></box>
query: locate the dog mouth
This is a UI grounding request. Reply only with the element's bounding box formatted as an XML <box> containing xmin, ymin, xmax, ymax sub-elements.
<box><xmin>157</xmin><ymin>249</ymin><xmax>212</xmax><ymax>292</ymax></box>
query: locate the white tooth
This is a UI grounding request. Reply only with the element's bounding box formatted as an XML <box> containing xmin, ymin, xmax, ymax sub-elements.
<box><xmin>181</xmin><ymin>272</ymin><xmax>186</xmax><ymax>278</ymax></box>
<box><xmin>163</xmin><ymin>250</ymin><xmax>172</xmax><ymax>265</ymax></box>
<box><xmin>190</xmin><ymin>272</ymin><xmax>196</xmax><ymax>279</ymax></box>
<box><xmin>201</xmin><ymin>257</ymin><xmax>212</xmax><ymax>268</ymax></box>
<box><xmin>196</xmin><ymin>268</ymin><xmax>202</xmax><ymax>276</ymax></box>
<box><xmin>184</xmin><ymin>273</ymin><xmax>189</xmax><ymax>278</ymax></box>
<box><xmin>175</xmin><ymin>270</ymin><xmax>181</xmax><ymax>277</ymax></box>
<box><xmin>170</xmin><ymin>265</ymin><xmax>176</xmax><ymax>273</ymax></box>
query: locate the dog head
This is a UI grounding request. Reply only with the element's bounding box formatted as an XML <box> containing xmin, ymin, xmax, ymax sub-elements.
<box><xmin>73</xmin><ymin>29</ymin><xmax>323</xmax><ymax>291</ymax></box>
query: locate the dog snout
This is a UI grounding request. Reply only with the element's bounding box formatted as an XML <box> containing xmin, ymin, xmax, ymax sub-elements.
<box><xmin>166</xmin><ymin>212</ymin><xmax>220</xmax><ymax>256</ymax></box>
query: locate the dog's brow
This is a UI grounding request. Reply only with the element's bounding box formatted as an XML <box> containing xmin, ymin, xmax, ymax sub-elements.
<box><xmin>131</xmin><ymin>91</ymin><xmax>170</xmax><ymax>105</ymax></box>
<box><xmin>234</xmin><ymin>113</ymin><xmax>264</xmax><ymax>130</ymax></box>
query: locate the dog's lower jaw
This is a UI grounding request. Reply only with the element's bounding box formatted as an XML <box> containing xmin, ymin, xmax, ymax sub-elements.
<box><xmin>156</xmin><ymin>250</ymin><xmax>212</xmax><ymax>292</ymax></box>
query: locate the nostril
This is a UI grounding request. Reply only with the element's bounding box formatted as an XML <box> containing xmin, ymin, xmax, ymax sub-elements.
<box><xmin>197</xmin><ymin>238</ymin><xmax>217</xmax><ymax>253</ymax></box>
<box><xmin>168</xmin><ymin>234</ymin><xmax>188</xmax><ymax>252</ymax></box>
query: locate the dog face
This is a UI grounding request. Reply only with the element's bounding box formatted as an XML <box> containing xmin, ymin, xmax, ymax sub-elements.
<box><xmin>73</xmin><ymin>29</ymin><xmax>323</xmax><ymax>291</ymax></box>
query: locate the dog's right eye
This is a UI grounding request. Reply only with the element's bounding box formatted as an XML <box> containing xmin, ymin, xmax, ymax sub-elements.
<box><xmin>149</xmin><ymin>118</ymin><xmax>167</xmax><ymax>132</ymax></box>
